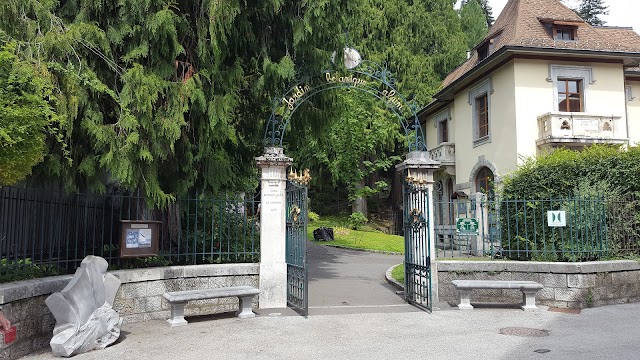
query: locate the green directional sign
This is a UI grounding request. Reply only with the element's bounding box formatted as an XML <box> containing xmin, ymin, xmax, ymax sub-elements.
<box><xmin>456</xmin><ymin>218</ymin><xmax>479</xmax><ymax>235</ymax></box>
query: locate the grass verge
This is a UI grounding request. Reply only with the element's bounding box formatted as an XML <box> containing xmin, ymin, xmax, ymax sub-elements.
<box><xmin>391</xmin><ymin>263</ymin><xmax>404</xmax><ymax>284</ymax></box>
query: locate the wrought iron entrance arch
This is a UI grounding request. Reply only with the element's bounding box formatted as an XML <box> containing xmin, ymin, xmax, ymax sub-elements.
<box><xmin>264</xmin><ymin>53</ymin><xmax>434</xmax><ymax>314</ymax></box>
<box><xmin>263</xmin><ymin>60</ymin><xmax>427</xmax><ymax>152</ymax></box>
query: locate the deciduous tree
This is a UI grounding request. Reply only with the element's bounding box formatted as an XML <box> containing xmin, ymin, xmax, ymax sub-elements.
<box><xmin>289</xmin><ymin>0</ymin><xmax>469</xmax><ymax>214</ymax></box>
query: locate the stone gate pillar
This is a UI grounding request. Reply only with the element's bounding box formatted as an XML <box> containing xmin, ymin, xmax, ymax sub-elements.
<box><xmin>396</xmin><ymin>151</ymin><xmax>440</xmax><ymax>301</ymax></box>
<box><xmin>255</xmin><ymin>147</ymin><xmax>292</xmax><ymax>308</ymax></box>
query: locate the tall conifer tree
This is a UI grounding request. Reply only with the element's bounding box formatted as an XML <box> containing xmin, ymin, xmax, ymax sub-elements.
<box><xmin>0</xmin><ymin>0</ymin><xmax>358</xmax><ymax>204</ymax></box>
<box><xmin>460</xmin><ymin>0</ymin><xmax>489</xmax><ymax>49</ymax></box>
<box><xmin>574</xmin><ymin>0</ymin><xmax>609</xmax><ymax>26</ymax></box>
<box><xmin>462</xmin><ymin>0</ymin><xmax>494</xmax><ymax>27</ymax></box>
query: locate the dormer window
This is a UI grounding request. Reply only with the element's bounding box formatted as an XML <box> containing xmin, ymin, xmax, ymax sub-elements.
<box><xmin>476</xmin><ymin>32</ymin><xmax>502</xmax><ymax>62</ymax></box>
<box><xmin>539</xmin><ymin>18</ymin><xmax>581</xmax><ymax>41</ymax></box>
<box><xmin>478</xmin><ymin>43</ymin><xmax>489</xmax><ymax>60</ymax></box>
<box><xmin>555</xmin><ymin>26</ymin><xmax>576</xmax><ymax>40</ymax></box>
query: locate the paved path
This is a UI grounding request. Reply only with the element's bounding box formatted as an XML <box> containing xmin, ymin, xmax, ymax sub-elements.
<box><xmin>307</xmin><ymin>241</ymin><xmax>418</xmax><ymax>315</ymax></box>
<box><xmin>26</xmin><ymin>303</ymin><xmax>640</xmax><ymax>360</ymax></box>
<box><xmin>23</xmin><ymin>245</ymin><xmax>640</xmax><ymax>359</ymax></box>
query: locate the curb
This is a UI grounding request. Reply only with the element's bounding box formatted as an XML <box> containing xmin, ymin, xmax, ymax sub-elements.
<box><xmin>385</xmin><ymin>263</ymin><xmax>404</xmax><ymax>291</ymax></box>
<box><xmin>317</xmin><ymin>242</ymin><xmax>403</xmax><ymax>256</ymax></box>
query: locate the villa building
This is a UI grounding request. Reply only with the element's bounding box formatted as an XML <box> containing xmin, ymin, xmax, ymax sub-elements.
<box><xmin>419</xmin><ymin>0</ymin><xmax>640</xmax><ymax>199</ymax></box>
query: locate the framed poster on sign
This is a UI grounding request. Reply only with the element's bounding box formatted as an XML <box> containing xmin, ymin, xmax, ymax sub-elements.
<box><xmin>120</xmin><ymin>220</ymin><xmax>162</xmax><ymax>257</ymax></box>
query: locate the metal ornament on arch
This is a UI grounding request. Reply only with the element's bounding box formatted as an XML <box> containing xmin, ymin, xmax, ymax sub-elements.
<box><xmin>256</xmin><ymin>47</ymin><xmax>440</xmax><ymax>314</ymax></box>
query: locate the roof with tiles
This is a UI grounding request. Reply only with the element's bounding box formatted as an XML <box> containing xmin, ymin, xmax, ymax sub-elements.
<box><xmin>441</xmin><ymin>0</ymin><xmax>640</xmax><ymax>89</ymax></box>
<box><xmin>627</xmin><ymin>66</ymin><xmax>640</xmax><ymax>75</ymax></box>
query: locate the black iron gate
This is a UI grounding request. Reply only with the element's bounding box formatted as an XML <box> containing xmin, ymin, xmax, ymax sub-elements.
<box><xmin>403</xmin><ymin>180</ymin><xmax>432</xmax><ymax>312</ymax></box>
<box><xmin>285</xmin><ymin>180</ymin><xmax>308</xmax><ymax>316</ymax></box>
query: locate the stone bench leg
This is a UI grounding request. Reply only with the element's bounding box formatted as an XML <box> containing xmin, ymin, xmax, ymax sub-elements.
<box><xmin>521</xmin><ymin>290</ymin><xmax>539</xmax><ymax>311</ymax></box>
<box><xmin>168</xmin><ymin>301</ymin><xmax>188</xmax><ymax>327</ymax></box>
<box><xmin>237</xmin><ymin>296</ymin><xmax>256</xmax><ymax>318</ymax></box>
<box><xmin>457</xmin><ymin>289</ymin><xmax>474</xmax><ymax>310</ymax></box>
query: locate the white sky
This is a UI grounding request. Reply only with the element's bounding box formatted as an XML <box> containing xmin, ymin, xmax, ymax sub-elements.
<box><xmin>457</xmin><ymin>0</ymin><xmax>640</xmax><ymax>32</ymax></box>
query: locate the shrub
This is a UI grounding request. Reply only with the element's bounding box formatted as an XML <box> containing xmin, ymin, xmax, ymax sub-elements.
<box><xmin>308</xmin><ymin>211</ymin><xmax>320</xmax><ymax>222</ymax></box>
<box><xmin>500</xmin><ymin>145</ymin><xmax>640</xmax><ymax>261</ymax></box>
<box><xmin>0</xmin><ymin>258</ymin><xmax>61</xmax><ymax>283</ymax></box>
<box><xmin>502</xmin><ymin>145</ymin><xmax>640</xmax><ymax>199</ymax></box>
<box><xmin>348</xmin><ymin>212</ymin><xmax>368</xmax><ymax>230</ymax></box>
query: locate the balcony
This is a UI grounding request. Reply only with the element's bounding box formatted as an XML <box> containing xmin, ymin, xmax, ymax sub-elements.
<box><xmin>537</xmin><ymin>112</ymin><xmax>627</xmax><ymax>149</ymax></box>
<box><xmin>429</xmin><ymin>142</ymin><xmax>455</xmax><ymax>174</ymax></box>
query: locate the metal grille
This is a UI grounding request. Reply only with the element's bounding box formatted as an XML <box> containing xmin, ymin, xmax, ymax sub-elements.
<box><xmin>0</xmin><ymin>187</ymin><xmax>260</xmax><ymax>281</ymax></box>
<box><xmin>433</xmin><ymin>195</ymin><xmax>498</xmax><ymax>259</ymax></box>
<box><xmin>433</xmin><ymin>193</ymin><xmax>639</xmax><ymax>262</ymax></box>
<box><xmin>403</xmin><ymin>182</ymin><xmax>432</xmax><ymax>312</ymax></box>
<box><xmin>285</xmin><ymin>181</ymin><xmax>308</xmax><ymax>316</ymax></box>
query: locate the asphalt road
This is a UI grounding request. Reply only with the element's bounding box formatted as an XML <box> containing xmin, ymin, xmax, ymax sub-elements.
<box><xmin>307</xmin><ymin>241</ymin><xmax>419</xmax><ymax>315</ymax></box>
<box><xmin>26</xmin><ymin>301</ymin><xmax>640</xmax><ymax>360</ymax></box>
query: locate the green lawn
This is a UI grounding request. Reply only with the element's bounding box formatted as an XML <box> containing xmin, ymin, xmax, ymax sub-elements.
<box><xmin>307</xmin><ymin>215</ymin><xmax>404</xmax><ymax>253</ymax></box>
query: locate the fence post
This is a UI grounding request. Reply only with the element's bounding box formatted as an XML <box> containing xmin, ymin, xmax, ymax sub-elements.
<box><xmin>255</xmin><ymin>147</ymin><xmax>292</xmax><ymax>309</ymax></box>
<box><xmin>396</xmin><ymin>151</ymin><xmax>440</xmax><ymax>303</ymax></box>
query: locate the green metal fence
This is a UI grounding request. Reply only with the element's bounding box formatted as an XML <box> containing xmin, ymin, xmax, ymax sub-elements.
<box><xmin>434</xmin><ymin>193</ymin><xmax>640</xmax><ymax>262</ymax></box>
<box><xmin>0</xmin><ymin>187</ymin><xmax>260</xmax><ymax>282</ymax></box>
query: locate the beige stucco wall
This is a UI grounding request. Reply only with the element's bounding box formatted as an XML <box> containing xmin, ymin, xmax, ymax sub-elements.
<box><xmin>427</xmin><ymin>59</ymin><xmax>631</xmax><ymax>191</ymax></box>
<box><xmin>627</xmin><ymin>80</ymin><xmax>640</xmax><ymax>146</ymax></box>
<box><xmin>452</xmin><ymin>60</ymin><xmax>517</xmax><ymax>190</ymax></box>
<box><xmin>514</xmin><ymin>59</ymin><xmax>628</xmax><ymax>160</ymax></box>
<box><xmin>425</xmin><ymin>109</ymin><xmax>443</xmax><ymax>148</ymax></box>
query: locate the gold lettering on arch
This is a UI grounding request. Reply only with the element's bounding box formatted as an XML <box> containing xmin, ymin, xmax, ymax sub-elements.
<box><xmin>281</xmin><ymin>85</ymin><xmax>311</xmax><ymax>110</ymax></box>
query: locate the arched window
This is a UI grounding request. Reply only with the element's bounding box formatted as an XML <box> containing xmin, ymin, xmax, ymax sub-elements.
<box><xmin>475</xmin><ymin>167</ymin><xmax>494</xmax><ymax>194</ymax></box>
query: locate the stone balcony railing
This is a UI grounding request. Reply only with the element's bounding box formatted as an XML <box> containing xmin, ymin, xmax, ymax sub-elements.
<box><xmin>537</xmin><ymin>112</ymin><xmax>627</xmax><ymax>147</ymax></box>
<box><xmin>428</xmin><ymin>142</ymin><xmax>455</xmax><ymax>166</ymax></box>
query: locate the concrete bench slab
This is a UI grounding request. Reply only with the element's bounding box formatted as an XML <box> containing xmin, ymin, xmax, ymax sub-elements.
<box><xmin>451</xmin><ymin>280</ymin><xmax>543</xmax><ymax>311</ymax></box>
<box><xmin>163</xmin><ymin>286</ymin><xmax>259</xmax><ymax>327</ymax></box>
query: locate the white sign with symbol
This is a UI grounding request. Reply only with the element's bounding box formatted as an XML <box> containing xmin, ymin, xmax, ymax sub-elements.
<box><xmin>547</xmin><ymin>211</ymin><xmax>566</xmax><ymax>227</ymax></box>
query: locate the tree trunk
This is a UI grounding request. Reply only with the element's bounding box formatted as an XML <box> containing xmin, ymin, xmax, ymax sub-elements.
<box><xmin>351</xmin><ymin>180</ymin><xmax>368</xmax><ymax>216</ymax></box>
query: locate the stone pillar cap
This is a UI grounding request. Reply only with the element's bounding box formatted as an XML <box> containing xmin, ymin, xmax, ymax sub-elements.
<box><xmin>396</xmin><ymin>150</ymin><xmax>440</xmax><ymax>171</ymax></box>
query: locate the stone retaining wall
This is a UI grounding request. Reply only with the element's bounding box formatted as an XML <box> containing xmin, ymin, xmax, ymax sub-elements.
<box><xmin>0</xmin><ymin>263</ymin><xmax>259</xmax><ymax>360</ymax></box>
<box><xmin>438</xmin><ymin>260</ymin><xmax>640</xmax><ymax>308</ymax></box>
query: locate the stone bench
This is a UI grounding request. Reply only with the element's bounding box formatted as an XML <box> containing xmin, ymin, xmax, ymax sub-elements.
<box><xmin>163</xmin><ymin>285</ymin><xmax>260</xmax><ymax>327</ymax></box>
<box><xmin>451</xmin><ymin>280</ymin><xmax>543</xmax><ymax>311</ymax></box>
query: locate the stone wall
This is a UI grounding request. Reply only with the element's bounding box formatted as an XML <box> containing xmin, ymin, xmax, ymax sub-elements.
<box><xmin>0</xmin><ymin>263</ymin><xmax>259</xmax><ymax>360</ymax></box>
<box><xmin>111</xmin><ymin>264</ymin><xmax>259</xmax><ymax>324</ymax></box>
<box><xmin>438</xmin><ymin>260</ymin><xmax>640</xmax><ymax>308</ymax></box>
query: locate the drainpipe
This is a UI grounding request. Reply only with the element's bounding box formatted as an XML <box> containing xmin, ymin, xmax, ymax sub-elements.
<box><xmin>624</xmin><ymin>78</ymin><xmax>631</xmax><ymax>145</ymax></box>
